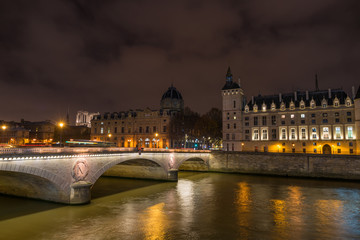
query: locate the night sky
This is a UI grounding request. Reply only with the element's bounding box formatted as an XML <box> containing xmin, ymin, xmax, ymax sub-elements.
<box><xmin>1</xmin><ymin>0</ymin><xmax>359</xmax><ymax>124</ymax></box>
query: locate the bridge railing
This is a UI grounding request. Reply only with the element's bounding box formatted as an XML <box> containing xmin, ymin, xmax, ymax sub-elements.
<box><xmin>0</xmin><ymin>147</ymin><xmax>211</xmax><ymax>155</ymax></box>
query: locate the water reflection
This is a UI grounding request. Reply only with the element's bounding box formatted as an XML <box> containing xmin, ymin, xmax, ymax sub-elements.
<box><xmin>235</xmin><ymin>182</ymin><xmax>252</xmax><ymax>239</ymax></box>
<box><xmin>140</xmin><ymin>202</ymin><xmax>168</xmax><ymax>240</ymax></box>
<box><xmin>1</xmin><ymin>173</ymin><xmax>360</xmax><ymax>239</ymax></box>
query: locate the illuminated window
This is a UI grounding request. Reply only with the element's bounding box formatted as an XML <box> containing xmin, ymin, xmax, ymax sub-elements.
<box><xmin>291</xmin><ymin>114</ymin><xmax>295</xmax><ymax>119</ymax></box>
<box><xmin>290</xmin><ymin>128</ymin><xmax>296</xmax><ymax>140</ymax></box>
<box><xmin>312</xmin><ymin>128</ymin><xmax>317</xmax><ymax>139</ymax></box>
<box><xmin>262</xmin><ymin>129</ymin><xmax>268</xmax><ymax>140</ymax></box>
<box><xmin>348</xmin><ymin>126</ymin><xmax>353</xmax><ymax>139</ymax></box>
<box><xmin>301</xmin><ymin>128</ymin><xmax>306</xmax><ymax>139</ymax></box>
<box><xmin>253</xmin><ymin>129</ymin><xmax>259</xmax><ymax>140</ymax></box>
<box><xmin>322</xmin><ymin>127</ymin><xmax>330</xmax><ymax>139</ymax></box>
<box><xmin>281</xmin><ymin>128</ymin><xmax>287</xmax><ymax>140</ymax></box>
<box><xmin>301</xmin><ymin>114</ymin><xmax>305</xmax><ymax>118</ymax></box>
<box><xmin>100</xmin><ymin>127</ymin><xmax>104</xmax><ymax>134</ymax></box>
<box><xmin>262</xmin><ymin>103</ymin><xmax>266</xmax><ymax>111</ymax></box>
<box><xmin>281</xmin><ymin>115</ymin><xmax>285</xmax><ymax>119</ymax></box>
<box><xmin>253</xmin><ymin>104</ymin><xmax>258</xmax><ymax>112</ymax></box>
<box><xmin>335</xmin><ymin>127</ymin><xmax>341</xmax><ymax>139</ymax></box>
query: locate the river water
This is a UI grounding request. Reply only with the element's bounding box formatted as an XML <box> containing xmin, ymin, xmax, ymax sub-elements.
<box><xmin>1</xmin><ymin>172</ymin><xmax>360</xmax><ymax>240</ymax></box>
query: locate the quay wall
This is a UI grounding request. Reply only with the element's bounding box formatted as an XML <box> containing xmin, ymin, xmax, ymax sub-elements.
<box><xmin>208</xmin><ymin>152</ymin><xmax>360</xmax><ymax>180</ymax></box>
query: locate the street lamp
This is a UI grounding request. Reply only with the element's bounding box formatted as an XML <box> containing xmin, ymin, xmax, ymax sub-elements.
<box><xmin>59</xmin><ymin>122</ymin><xmax>64</xmax><ymax>147</ymax></box>
<box><xmin>1</xmin><ymin>125</ymin><xmax>6</xmax><ymax>130</ymax></box>
<box><xmin>155</xmin><ymin>133</ymin><xmax>159</xmax><ymax>148</ymax></box>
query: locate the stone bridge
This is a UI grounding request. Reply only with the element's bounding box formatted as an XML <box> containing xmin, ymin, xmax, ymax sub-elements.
<box><xmin>0</xmin><ymin>148</ymin><xmax>211</xmax><ymax>204</ymax></box>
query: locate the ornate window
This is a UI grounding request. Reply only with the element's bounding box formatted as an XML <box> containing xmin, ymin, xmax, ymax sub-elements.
<box><xmin>269</xmin><ymin>102</ymin><xmax>275</xmax><ymax>111</ymax></box>
<box><xmin>321</xmin><ymin>98</ymin><xmax>327</xmax><ymax>108</ymax></box>
<box><xmin>290</xmin><ymin>100</ymin><xmax>295</xmax><ymax>110</ymax></box>
<box><xmin>253</xmin><ymin>104</ymin><xmax>258</xmax><ymax>112</ymax></box>
<box><xmin>244</xmin><ymin>105</ymin><xmax>249</xmax><ymax>113</ymax></box>
<box><xmin>299</xmin><ymin>100</ymin><xmax>305</xmax><ymax>109</ymax></box>
<box><xmin>310</xmin><ymin>99</ymin><xmax>316</xmax><ymax>109</ymax></box>
<box><xmin>345</xmin><ymin>97</ymin><xmax>352</xmax><ymax>107</ymax></box>
<box><xmin>280</xmin><ymin>102</ymin><xmax>285</xmax><ymax>111</ymax></box>
<box><xmin>333</xmin><ymin>96</ymin><xmax>339</xmax><ymax>107</ymax></box>
<box><xmin>262</xmin><ymin>103</ymin><xmax>267</xmax><ymax>112</ymax></box>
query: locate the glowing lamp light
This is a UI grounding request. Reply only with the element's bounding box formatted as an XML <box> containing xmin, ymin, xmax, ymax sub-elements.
<box><xmin>1</xmin><ymin>125</ymin><xmax>6</xmax><ymax>130</ymax></box>
<box><xmin>59</xmin><ymin>122</ymin><xmax>64</xmax><ymax>128</ymax></box>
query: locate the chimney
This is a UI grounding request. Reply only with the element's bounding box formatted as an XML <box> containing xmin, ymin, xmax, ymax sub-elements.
<box><xmin>252</xmin><ymin>96</ymin><xmax>254</xmax><ymax>105</ymax></box>
<box><xmin>306</xmin><ymin>91</ymin><xmax>309</xmax><ymax>100</ymax></box>
<box><xmin>352</xmin><ymin>86</ymin><xmax>355</xmax><ymax>99</ymax></box>
<box><xmin>279</xmin><ymin>93</ymin><xmax>282</xmax><ymax>102</ymax></box>
<box><xmin>294</xmin><ymin>91</ymin><xmax>297</xmax><ymax>101</ymax></box>
<box><xmin>328</xmin><ymin>88</ymin><xmax>331</xmax><ymax>99</ymax></box>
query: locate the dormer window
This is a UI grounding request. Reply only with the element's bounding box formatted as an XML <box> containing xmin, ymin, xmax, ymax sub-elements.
<box><xmin>262</xmin><ymin>103</ymin><xmax>266</xmax><ymax>112</ymax></box>
<box><xmin>253</xmin><ymin>104</ymin><xmax>258</xmax><ymax>112</ymax></box>
<box><xmin>322</xmin><ymin>98</ymin><xmax>327</xmax><ymax>108</ymax></box>
<box><xmin>310</xmin><ymin>99</ymin><xmax>316</xmax><ymax>109</ymax></box>
<box><xmin>333</xmin><ymin>97</ymin><xmax>339</xmax><ymax>107</ymax></box>
<box><xmin>271</xmin><ymin>102</ymin><xmax>276</xmax><ymax>111</ymax></box>
<box><xmin>300</xmin><ymin>100</ymin><xmax>305</xmax><ymax>109</ymax></box>
<box><xmin>280</xmin><ymin>102</ymin><xmax>285</xmax><ymax>111</ymax></box>
<box><xmin>345</xmin><ymin>97</ymin><xmax>352</xmax><ymax>107</ymax></box>
<box><xmin>244</xmin><ymin>105</ymin><xmax>249</xmax><ymax>113</ymax></box>
<box><xmin>289</xmin><ymin>101</ymin><xmax>295</xmax><ymax>110</ymax></box>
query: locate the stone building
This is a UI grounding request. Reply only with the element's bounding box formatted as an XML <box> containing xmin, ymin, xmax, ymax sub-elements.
<box><xmin>91</xmin><ymin>85</ymin><xmax>184</xmax><ymax>148</ymax></box>
<box><xmin>222</xmin><ymin>67</ymin><xmax>360</xmax><ymax>154</ymax></box>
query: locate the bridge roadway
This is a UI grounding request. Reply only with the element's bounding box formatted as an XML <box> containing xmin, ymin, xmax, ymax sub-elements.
<box><xmin>0</xmin><ymin>147</ymin><xmax>211</xmax><ymax>204</ymax></box>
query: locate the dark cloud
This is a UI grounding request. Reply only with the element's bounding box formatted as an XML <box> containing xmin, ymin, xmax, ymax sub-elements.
<box><xmin>0</xmin><ymin>0</ymin><xmax>359</xmax><ymax>123</ymax></box>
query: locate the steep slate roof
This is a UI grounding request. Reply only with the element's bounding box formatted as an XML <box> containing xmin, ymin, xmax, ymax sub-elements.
<box><xmin>246</xmin><ymin>89</ymin><xmax>351</xmax><ymax>110</ymax></box>
<box><xmin>222</xmin><ymin>81</ymin><xmax>240</xmax><ymax>90</ymax></box>
<box><xmin>356</xmin><ymin>86</ymin><xmax>360</xmax><ymax>99</ymax></box>
<box><xmin>222</xmin><ymin>66</ymin><xmax>240</xmax><ymax>90</ymax></box>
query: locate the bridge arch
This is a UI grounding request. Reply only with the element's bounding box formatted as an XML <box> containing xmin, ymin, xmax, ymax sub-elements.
<box><xmin>89</xmin><ymin>157</ymin><xmax>168</xmax><ymax>184</ymax></box>
<box><xmin>176</xmin><ymin>157</ymin><xmax>209</xmax><ymax>171</ymax></box>
<box><xmin>0</xmin><ymin>163</ymin><xmax>69</xmax><ymax>202</ymax></box>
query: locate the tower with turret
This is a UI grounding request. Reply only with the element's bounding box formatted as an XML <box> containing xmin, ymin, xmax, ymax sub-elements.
<box><xmin>221</xmin><ymin>67</ymin><xmax>245</xmax><ymax>151</ymax></box>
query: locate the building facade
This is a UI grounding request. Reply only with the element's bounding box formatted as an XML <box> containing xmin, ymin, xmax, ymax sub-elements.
<box><xmin>222</xmin><ymin>67</ymin><xmax>360</xmax><ymax>154</ymax></box>
<box><xmin>76</xmin><ymin>111</ymin><xmax>100</xmax><ymax>128</ymax></box>
<box><xmin>91</xmin><ymin>85</ymin><xmax>184</xmax><ymax>148</ymax></box>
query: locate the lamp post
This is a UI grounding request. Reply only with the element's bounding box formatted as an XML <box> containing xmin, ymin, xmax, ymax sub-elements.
<box><xmin>1</xmin><ymin>125</ymin><xmax>7</xmax><ymax>144</ymax></box>
<box><xmin>59</xmin><ymin>122</ymin><xmax>64</xmax><ymax>147</ymax></box>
